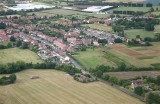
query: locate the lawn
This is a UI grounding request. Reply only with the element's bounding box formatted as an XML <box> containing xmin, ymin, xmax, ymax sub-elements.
<box><xmin>0</xmin><ymin>69</ymin><xmax>144</xmax><ymax>104</ymax></box>
<box><xmin>0</xmin><ymin>48</ymin><xmax>43</xmax><ymax>64</ymax></box>
<box><xmin>124</xmin><ymin>29</ymin><xmax>155</xmax><ymax>39</ymax></box>
<box><xmin>81</xmin><ymin>23</ymin><xmax>112</xmax><ymax>32</ymax></box>
<box><xmin>72</xmin><ymin>48</ymin><xmax>115</xmax><ymax>69</ymax></box>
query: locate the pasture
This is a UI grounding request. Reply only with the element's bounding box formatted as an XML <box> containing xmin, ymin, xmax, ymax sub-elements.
<box><xmin>113</xmin><ymin>6</ymin><xmax>151</xmax><ymax>12</ymax></box>
<box><xmin>28</xmin><ymin>9</ymin><xmax>110</xmax><ymax>18</ymax></box>
<box><xmin>0</xmin><ymin>48</ymin><xmax>43</xmax><ymax>64</ymax></box>
<box><xmin>124</xmin><ymin>29</ymin><xmax>155</xmax><ymax>39</ymax></box>
<box><xmin>81</xmin><ymin>24</ymin><xmax>112</xmax><ymax>32</ymax></box>
<box><xmin>72</xmin><ymin>48</ymin><xmax>115</xmax><ymax>69</ymax></box>
<box><xmin>0</xmin><ymin>69</ymin><xmax>144</xmax><ymax>104</ymax></box>
<box><xmin>73</xmin><ymin>42</ymin><xmax>160</xmax><ymax>69</ymax></box>
<box><xmin>106</xmin><ymin>71</ymin><xmax>160</xmax><ymax>80</ymax></box>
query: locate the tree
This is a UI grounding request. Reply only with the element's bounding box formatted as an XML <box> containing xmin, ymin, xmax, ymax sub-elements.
<box><xmin>146</xmin><ymin>93</ymin><xmax>160</xmax><ymax>104</ymax></box>
<box><xmin>150</xmin><ymin>7</ymin><xmax>154</xmax><ymax>12</ymax></box>
<box><xmin>9</xmin><ymin>74</ymin><xmax>16</xmax><ymax>83</ymax></box>
<box><xmin>10</xmin><ymin>36</ymin><xmax>16</xmax><ymax>42</ymax></box>
<box><xmin>15</xmin><ymin>40</ymin><xmax>22</xmax><ymax>47</ymax></box>
<box><xmin>0</xmin><ymin>22</ymin><xmax>6</xmax><ymax>29</ymax></box>
<box><xmin>21</xmin><ymin>42</ymin><xmax>29</xmax><ymax>49</ymax></box>
<box><xmin>118</xmin><ymin>62</ymin><xmax>127</xmax><ymax>71</ymax></box>
<box><xmin>145</xmin><ymin>23</ymin><xmax>154</xmax><ymax>31</ymax></box>
<box><xmin>134</xmin><ymin>86</ymin><xmax>143</xmax><ymax>96</ymax></box>
<box><xmin>156</xmin><ymin>75</ymin><xmax>160</xmax><ymax>85</ymax></box>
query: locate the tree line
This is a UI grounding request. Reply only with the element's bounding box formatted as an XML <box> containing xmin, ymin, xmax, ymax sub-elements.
<box><xmin>0</xmin><ymin>61</ymin><xmax>80</xmax><ymax>75</ymax></box>
<box><xmin>74</xmin><ymin>1</ymin><xmax>152</xmax><ymax>7</ymax></box>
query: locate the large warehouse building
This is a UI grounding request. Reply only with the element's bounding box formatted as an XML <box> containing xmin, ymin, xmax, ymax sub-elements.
<box><xmin>82</xmin><ymin>6</ymin><xmax>113</xmax><ymax>13</ymax></box>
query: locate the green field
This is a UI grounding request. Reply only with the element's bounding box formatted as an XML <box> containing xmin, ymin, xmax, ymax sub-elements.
<box><xmin>0</xmin><ymin>69</ymin><xmax>144</xmax><ymax>104</ymax></box>
<box><xmin>72</xmin><ymin>48</ymin><xmax>116</xmax><ymax>69</ymax></box>
<box><xmin>0</xmin><ymin>48</ymin><xmax>43</xmax><ymax>64</ymax></box>
<box><xmin>124</xmin><ymin>29</ymin><xmax>155</xmax><ymax>39</ymax></box>
<box><xmin>113</xmin><ymin>6</ymin><xmax>151</xmax><ymax>12</ymax></box>
<box><xmin>28</xmin><ymin>9</ymin><xmax>110</xmax><ymax>18</ymax></box>
<box><xmin>81</xmin><ymin>24</ymin><xmax>112</xmax><ymax>32</ymax></box>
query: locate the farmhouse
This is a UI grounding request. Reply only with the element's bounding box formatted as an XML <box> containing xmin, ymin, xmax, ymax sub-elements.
<box><xmin>131</xmin><ymin>80</ymin><xmax>143</xmax><ymax>89</ymax></box>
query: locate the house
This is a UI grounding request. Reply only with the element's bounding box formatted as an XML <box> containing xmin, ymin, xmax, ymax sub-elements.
<box><xmin>67</xmin><ymin>37</ymin><xmax>76</xmax><ymax>44</ymax></box>
<box><xmin>93</xmin><ymin>41</ymin><xmax>99</xmax><ymax>46</ymax></box>
<box><xmin>53</xmin><ymin>40</ymin><xmax>68</xmax><ymax>51</ymax></box>
<box><xmin>131</xmin><ymin>80</ymin><xmax>143</xmax><ymax>89</ymax></box>
<box><xmin>0</xmin><ymin>30</ymin><xmax>9</xmax><ymax>42</ymax></box>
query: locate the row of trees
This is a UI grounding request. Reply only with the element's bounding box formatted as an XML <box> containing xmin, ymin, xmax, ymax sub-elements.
<box><xmin>113</xmin><ymin>10</ymin><xmax>145</xmax><ymax>15</ymax></box>
<box><xmin>0</xmin><ymin>61</ymin><xmax>80</xmax><ymax>75</ymax></box>
<box><xmin>74</xmin><ymin>1</ymin><xmax>152</xmax><ymax>7</ymax></box>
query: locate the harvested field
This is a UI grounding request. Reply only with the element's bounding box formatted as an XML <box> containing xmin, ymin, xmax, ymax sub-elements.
<box><xmin>0</xmin><ymin>69</ymin><xmax>144</xmax><ymax>104</ymax></box>
<box><xmin>108</xmin><ymin>44</ymin><xmax>144</xmax><ymax>58</ymax></box>
<box><xmin>106</xmin><ymin>71</ymin><xmax>160</xmax><ymax>80</ymax></box>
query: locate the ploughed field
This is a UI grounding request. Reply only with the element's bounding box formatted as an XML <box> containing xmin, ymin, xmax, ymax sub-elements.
<box><xmin>0</xmin><ymin>69</ymin><xmax>144</xmax><ymax>104</ymax></box>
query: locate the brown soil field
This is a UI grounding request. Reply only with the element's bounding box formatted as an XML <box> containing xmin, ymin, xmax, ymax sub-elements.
<box><xmin>106</xmin><ymin>71</ymin><xmax>160</xmax><ymax>80</ymax></box>
<box><xmin>108</xmin><ymin>44</ymin><xmax>144</xmax><ymax>58</ymax></box>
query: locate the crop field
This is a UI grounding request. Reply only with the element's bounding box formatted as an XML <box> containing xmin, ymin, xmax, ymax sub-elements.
<box><xmin>0</xmin><ymin>48</ymin><xmax>43</xmax><ymax>64</ymax></box>
<box><xmin>107</xmin><ymin>43</ymin><xmax>160</xmax><ymax>67</ymax></box>
<box><xmin>106</xmin><ymin>71</ymin><xmax>160</xmax><ymax>80</ymax></box>
<box><xmin>124</xmin><ymin>29</ymin><xmax>155</xmax><ymax>39</ymax></box>
<box><xmin>0</xmin><ymin>69</ymin><xmax>144</xmax><ymax>104</ymax></box>
<box><xmin>81</xmin><ymin>24</ymin><xmax>112</xmax><ymax>32</ymax></box>
<box><xmin>72</xmin><ymin>48</ymin><xmax>116</xmax><ymax>69</ymax></box>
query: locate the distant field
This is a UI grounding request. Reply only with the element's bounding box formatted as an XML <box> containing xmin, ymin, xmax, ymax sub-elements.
<box><xmin>106</xmin><ymin>71</ymin><xmax>160</xmax><ymax>80</ymax></box>
<box><xmin>107</xmin><ymin>43</ymin><xmax>160</xmax><ymax>67</ymax></box>
<box><xmin>113</xmin><ymin>7</ymin><xmax>151</xmax><ymax>12</ymax></box>
<box><xmin>72</xmin><ymin>48</ymin><xmax>116</xmax><ymax>69</ymax></box>
<box><xmin>0</xmin><ymin>48</ymin><xmax>43</xmax><ymax>64</ymax></box>
<box><xmin>124</xmin><ymin>29</ymin><xmax>155</xmax><ymax>39</ymax></box>
<box><xmin>28</xmin><ymin>9</ymin><xmax>110</xmax><ymax>18</ymax></box>
<box><xmin>105</xmin><ymin>0</ymin><xmax>145</xmax><ymax>2</ymax></box>
<box><xmin>73</xmin><ymin>42</ymin><xmax>160</xmax><ymax>69</ymax></box>
<box><xmin>81</xmin><ymin>24</ymin><xmax>112</xmax><ymax>32</ymax></box>
<box><xmin>0</xmin><ymin>69</ymin><xmax>144</xmax><ymax>104</ymax></box>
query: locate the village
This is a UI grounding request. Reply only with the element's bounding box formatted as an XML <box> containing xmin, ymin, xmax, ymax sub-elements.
<box><xmin>0</xmin><ymin>14</ymin><xmax>126</xmax><ymax>65</ymax></box>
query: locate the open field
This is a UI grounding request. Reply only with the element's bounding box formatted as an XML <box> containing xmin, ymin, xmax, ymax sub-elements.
<box><xmin>105</xmin><ymin>0</ymin><xmax>145</xmax><ymax>3</ymax></box>
<box><xmin>28</xmin><ymin>9</ymin><xmax>110</xmax><ymax>18</ymax></box>
<box><xmin>124</xmin><ymin>29</ymin><xmax>155</xmax><ymax>39</ymax></box>
<box><xmin>81</xmin><ymin>23</ymin><xmax>112</xmax><ymax>32</ymax></box>
<box><xmin>106</xmin><ymin>71</ymin><xmax>160</xmax><ymax>80</ymax></box>
<box><xmin>0</xmin><ymin>69</ymin><xmax>144</xmax><ymax>104</ymax></box>
<box><xmin>113</xmin><ymin>7</ymin><xmax>151</xmax><ymax>12</ymax></box>
<box><xmin>107</xmin><ymin>43</ymin><xmax>160</xmax><ymax>67</ymax></box>
<box><xmin>0</xmin><ymin>48</ymin><xmax>43</xmax><ymax>64</ymax></box>
<box><xmin>72</xmin><ymin>42</ymin><xmax>160</xmax><ymax>69</ymax></box>
<box><xmin>72</xmin><ymin>48</ymin><xmax>116</xmax><ymax>69</ymax></box>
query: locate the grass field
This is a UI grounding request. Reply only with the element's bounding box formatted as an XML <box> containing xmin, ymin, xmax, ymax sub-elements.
<box><xmin>113</xmin><ymin>6</ymin><xmax>151</xmax><ymax>12</ymax></box>
<box><xmin>28</xmin><ymin>9</ymin><xmax>110</xmax><ymax>18</ymax></box>
<box><xmin>0</xmin><ymin>48</ymin><xmax>43</xmax><ymax>64</ymax></box>
<box><xmin>106</xmin><ymin>71</ymin><xmax>160</xmax><ymax>80</ymax></box>
<box><xmin>124</xmin><ymin>29</ymin><xmax>155</xmax><ymax>39</ymax></box>
<box><xmin>72</xmin><ymin>48</ymin><xmax>116</xmax><ymax>69</ymax></box>
<box><xmin>81</xmin><ymin>23</ymin><xmax>112</xmax><ymax>32</ymax></box>
<box><xmin>105</xmin><ymin>0</ymin><xmax>145</xmax><ymax>2</ymax></box>
<box><xmin>73</xmin><ymin>42</ymin><xmax>160</xmax><ymax>69</ymax></box>
<box><xmin>0</xmin><ymin>69</ymin><xmax>144</xmax><ymax>104</ymax></box>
